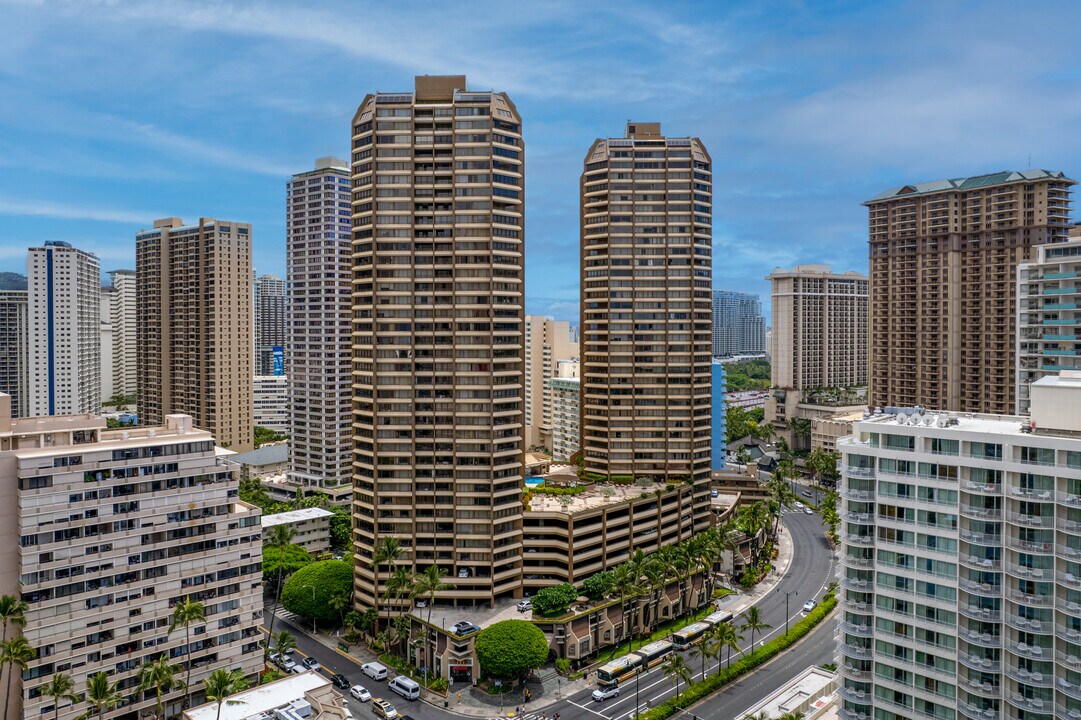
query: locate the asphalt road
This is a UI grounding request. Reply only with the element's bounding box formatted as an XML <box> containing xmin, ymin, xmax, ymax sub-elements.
<box><xmin>269</xmin><ymin>506</ymin><xmax>837</xmax><ymax>720</ymax></box>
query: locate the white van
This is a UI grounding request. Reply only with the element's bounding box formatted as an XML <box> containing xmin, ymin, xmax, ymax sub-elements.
<box><xmin>361</xmin><ymin>662</ymin><xmax>388</xmax><ymax>681</ymax></box>
<box><xmin>389</xmin><ymin>676</ymin><xmax>421</xmax><ymax>701</ymax></box>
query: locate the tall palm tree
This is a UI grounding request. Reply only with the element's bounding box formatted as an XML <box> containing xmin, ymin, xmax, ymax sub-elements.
<box><xmin>1</xmin><ymin>636</ymin><xmax>35</xmax><ymax>720</ymax></box>
<box><xmin>720</xmin><ymin>622</ymin><xmax>745</xmax><ymax>668</ymax></box>
<box><xmin>688</xmin><ymin>641</ymin><xmax>712</xmax><ymax>682</ymax></box>
<box><xmin>42</xmin><ymin>673</ymin><xmax>80</xmax><ymax>720</ymax></box>
<box><xmin>740</xmin><ymin>606</ymin><xmax>772</xmax><ymax>652</ymax></box>
<box><xmin>413</xmin><ymin>565</ymin><xmax>454</xmax><ymax>675</ymax></box>
<box><xmin>264</xmin><ymin>524</ymin><xmax>297</xmax><ymax>646</ymax></box>
<box><xmin>369</xmin><ymin>537</ymin><xmax>404</xmax><ymax>632</ymax></box>
<box><xmin>0</xmin><ymin>596</ymin><xmax>28</xmax><ymax>644</ymax></box>
<box><xmin>203</xmin><ymin>669</ymin><xmax>248</xmax><ymax>720</ymax></box>
<box><xmin>270</xmin><ymin>630</ymin><xmax>297</xmax><ymax>660</ymax></box>
<box><xmin>328</xmin><ymin>590</ymin><xmax>351</xmax><ymax>630</ymax></box>
<box><xmin>661</xmin><ymin>653</ymin><xmax>693</xmax><ymax>698</ymax></box>
<box><xmin>137</xmin><ymin>654</ymin><xmax>186</xmax><ymax>720</ymax></box>
<box><xmin>169</xmin><ymin>597</ymin><xmax>205</xmax><ymax>709</ymax></box>
<box><xmin>82</xmin><ymin>672</ymin><xmax>122</xmax><ymax>720</ymax></box>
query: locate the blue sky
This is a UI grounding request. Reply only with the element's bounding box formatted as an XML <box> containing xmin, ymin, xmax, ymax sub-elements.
<box><xmin>1</xmin><ymin>1</ymin><xmax>1080</xmax><ymax>323</ymax></box>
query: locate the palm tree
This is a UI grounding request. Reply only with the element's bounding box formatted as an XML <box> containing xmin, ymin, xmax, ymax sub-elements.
<box><xmin>1</xmin><ymin>636</ymin><xmax>35</xmax><ymax>720</ymax></box>
<box><xmin>413</xmin><ymin>565</ymin><xmax>453</xmax><ymax>675</ymax></box>
<box><xmin>688</xmin><ymin>641</ymin><xmax>712</xmax><ymax>682</ymax></box>
<box><xmin>740</xmin><ymin>606</ymin><xmax>772</xmax><ymax>652</ymax></box>
<box><xmin>82</xmin><ymin>672</ymin><xmax>122</xmax><ymax>720</ymax></box>
<box><xmin>610</xmin><ymin>561</ymin><xmax>641</xmax><ymax>650</ymax></box>
<box><xmin>328</xmin><ymin>589</ymin><xmax>351</xmax><ymax>630</ymax></box>
<box><xmin>720</xmin><ymin>622</ymin><xmax>745</xmax><ymax>668</ymax></box>
<box><xmin>137</xmin><ymin>654</ymin><xmax>186</xmax><ymax>720</ymax></box>
<box><xmin>742</xmin><ymin>713</ymin><xmax>771</xmax><ymax>720</ymax></box>
<box><xmin>264</xmin><ymin>524</ymin><xmax>297</xmax><ymax>646</ymax></box>
<box><xmin>270</xmin><ymin>630</ymin><xmax>297</xmax><ymax>660</ymax></box>
<box><xmin>42</xmin><ymin>673</ymin><xmax>80</xmax><ymax>720</ymax></box>
<box><xmin>0</xmin><ymin>596</ymin><xmax>28</xmax><ymax>644</ymax></box>
<box><xmin>203</xmin><ymin>669</ymin><xmax>248</xmax><ymax>720</ymax></box>
<box><xmin>661</xmin><ymin>653</ymin><xmax>693</xmax><ymax>698</ymax></box>
<box><xmin>169</xmin><ymin>597</ymin><xmax>205</xmax><ymax>709</ymax></box>
<box><xmin>369</xmin><ymin>537</ymin><xmax>405</xmax><ymax>632</ymax></box>
<box><xmin>777</xmin><ymin>713</ymin><xmax>804</xmax><ymax>720</ymax></box>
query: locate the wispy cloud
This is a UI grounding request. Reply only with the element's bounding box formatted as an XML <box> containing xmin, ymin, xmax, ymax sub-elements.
<box><xmin>0</xmin><ymin>196</ymin><xmax>161</xmax><ymax>224</ymax></box>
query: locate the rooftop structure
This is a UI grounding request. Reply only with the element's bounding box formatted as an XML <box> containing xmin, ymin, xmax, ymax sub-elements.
<box><xmin>183</xmin><ymin>671</ymin><xmax>345</xmax><ymax>720</ymax></box>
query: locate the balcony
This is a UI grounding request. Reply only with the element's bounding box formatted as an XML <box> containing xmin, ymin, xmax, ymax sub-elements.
<box><xmin>958</xmin><ymin>703</ymin><xmax>999</xmax><ymax>720</ymax></box>
<box><xmin>1006</xmin><ymin>665</ymin><xmax>1052</xmax><ymax>687</ymax></box>
<box><xmin>839</xmin><ymin>640</ymin><xmax>872</xmax><ymax>659</ymax></box>
<box><xmin>1006</xmin><ymin>692</ymin><xmax>1052</xmax><ymax>715</ymax></box>
<box><xmin>960</xmin><ymin>603</ymin><xmax>1001</xmax><ymax>622</ymax></box>
<box><xmin>959</xmin><ymin>652</ymin><xmax>1001</xmax><ymax>674</ymax></box>
<box><xmin>962</xmin><ymin>555</ymin><xmax>1001</xmax><ymax>572</ymax></box>
<box><xmin>1009</xmin><ymin>640</ymin><xmax>1051</xmax><ymax>658</ymax></box>
<box><xmin>960</xmin><ymin>627</ymin><xmax>1002</xmax><ymax>647</ymax></box>
<box><xmin>839</xmin><ymin>620</ymin><xmax>873</xmax><ymax>637</ymax></box>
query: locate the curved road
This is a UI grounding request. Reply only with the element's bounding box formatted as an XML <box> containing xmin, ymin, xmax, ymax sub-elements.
<box><xmin>268</xmin><ymin>507</ymin><xmax>837</xmax><ymax>720</ymax></box>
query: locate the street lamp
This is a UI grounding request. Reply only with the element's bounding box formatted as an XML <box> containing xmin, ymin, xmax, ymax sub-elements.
<box><xmin>302</xmin><ymin>585</ymin><xmax>317</xmax><ymax>634</ymax></box>
<box><xmin>777</xmin><ymin>588</ymin><xmax>798</xmax><ymax>637</ymax></box>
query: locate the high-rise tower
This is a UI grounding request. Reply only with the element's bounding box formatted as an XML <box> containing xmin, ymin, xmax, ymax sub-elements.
<box><xmin>255</xmin><ymin>273</ymin><xmax>287</xmax><ymax>376</ymax></box>
<box><xmin>0</xmin><ymin>289</ymin><xmax>28</xmax><ymax>417</ymax></box>
<box><xmin>579</xmin><ymin>122</ymin><xmax>712</xmax><ymax>529</ymax></box>
<box><xmin>350</xmin><ymin>75</ymin><xmax>526</xmax><ymax>609</ymax></box>
<box><xmin>710</xmin><ymin>290</ymin><xmax>766</xmax><ymax>358</ymax></box>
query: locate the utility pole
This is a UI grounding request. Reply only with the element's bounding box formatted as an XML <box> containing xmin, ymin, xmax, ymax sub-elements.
<box><xmin>777</xmin><ymin>588</ymin><xmax>798</xmax><ymax>637</ymax></box>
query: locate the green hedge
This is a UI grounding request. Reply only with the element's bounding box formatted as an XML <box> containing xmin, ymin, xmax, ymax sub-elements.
<box><xmin>635</xmin><ymin>594</ymin><xmax>837</xmax><ymax>720</ymax></box>
<box><xmin>532</xmin><ymin>485</ymin><xmax>589</xmax><ymax>496</ymax></box>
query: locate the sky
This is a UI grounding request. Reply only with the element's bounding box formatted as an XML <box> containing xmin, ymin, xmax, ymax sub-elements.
<box><xmin>1</xmin><ymin>1</ymin><xmax>1080</xmax><ymax>323</ymax></box>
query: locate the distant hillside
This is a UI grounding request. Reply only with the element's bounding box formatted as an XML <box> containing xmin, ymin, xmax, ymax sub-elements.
<box><xmin>0</xmin><ymin>273</ymin><xmax>27</xmax><ymax>290</ymax></box>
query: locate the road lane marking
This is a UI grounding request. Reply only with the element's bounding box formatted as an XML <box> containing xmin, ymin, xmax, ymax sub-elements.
<box><xmin>568</xmin><ymin>700</ymin><xmax>612</xmax><ymax>718</ymax></box>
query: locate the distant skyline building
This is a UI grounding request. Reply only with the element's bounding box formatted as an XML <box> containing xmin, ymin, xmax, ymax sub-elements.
<box><xmin>254</xmin><ymin>374</ymin><xmax>289</xmax><ymax>433</ymax></box>
<box><xmin>255</xmin><ymin>273</ymin><xmax>287</xmax><ymax>376</ymax></box>
<box><xmin>866</xmin><ymin>169</ymin><xmax>1076</xmax><ymax>415</ymax></box>
<box><xmin>580</xmin><ymin>121</ymin><xmax>713</xmax><ymax>535</ymax></box>
<box><xmin>349</xmin><ymin>75</ymin><xmax>526</xmax><ymax>610</ymax></box>
<box><xmin>711</xmin><ymin>289</ymin><xmax>766</xmax><ymax>358</ymax></box>
<box><xmin>286</xmin><ymin>156</ymin><xmax>353</xmax><ymax>504</ymax></box>
<box><xmin>100</xmin><ymin>269</ymin><xmax>136</xmax><ymax>401</ymax></box>
<box><xmin>0</xmin><ymin>289</ymin><xmax>28</xmax><ymax>417</ymax></box>
<box><xmin>136</xmin><ymin>217</ymin><xmax>254</xmax><ymax>452</ymax></box>
<box><xmin>524</xmin><ymin>315</ymin><xmax>578</xmax><ymax>450</ymax></box>
<box><xmin>27</xmin><ymin>241</ymin><xmax>101</xmax><ymax>415</ymax></box>
<box><xmin>0</xmin><ymin>398</ymin><xmax>263</xmax><ymax>719</ymax></box>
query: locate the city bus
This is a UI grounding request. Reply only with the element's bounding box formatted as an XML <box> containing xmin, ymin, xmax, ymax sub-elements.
<box><xmin>702</xmin><ymin>610</ymin><xmax>733</xmax><ymax>628</ymax></box>
<box><xmin>596</xmin><ymin>655</ymin><xmax>642</xmax><ymax>687</ymax></box>
<box><xmin>634</xmin><ymin>639</ymin><xmax>674</xmax><ymax>669</ymax></box>
<box><xmin>672</xmin><ymin>622</ymin><xmax>711</xmax><ymax>650</ymax></box>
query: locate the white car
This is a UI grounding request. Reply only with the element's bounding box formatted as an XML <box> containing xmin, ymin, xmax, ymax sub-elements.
<box><xmin>592</xmin><ymin>686</ymin><xmax>620</xmax><ymax>702</ymax></box>
<box><xmin>278</xmin><ymin>657</ymin><xmax>298</xmax><ymax>672</ymax></box>
<box><xmin>516</xmin><ymin>599</ymin><xmax>532</xmax><ymax>613</ymax></box>
<box><xmin>795</xmin><ymin>502</ymin><xmax>805</xmax><ymax>510</ymax></box>
<box><xmin>804</xmin><ymin>507</ymin><xmax>814</xmax><ymax>514</ymax></box>
<box><xmin>802</xmin><ymin>599</ymin><xmax>818</xmax><ymax>613</ymax></box>
<box><xmin>350</xmin><ymin>685</ymin><xmax>372</xmax><ymax>702</ymax></box>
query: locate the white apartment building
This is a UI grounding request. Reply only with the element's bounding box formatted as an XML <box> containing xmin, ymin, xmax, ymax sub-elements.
<box><xmin>261</xmin><ymin>507</ymin><xmax>333</xmax><ymax>554</ymax></box>
<box><xmin>837</xmin><ymin>372</ymin><xmax>1081</xmax><ymax>720</ymax></box>
<box><xmin>0</xmin><ymin>395</ymin><xmax>263</xmax><ymax>719</ymax></box>
<box><xmin>254</xmin><ymin>374</ymin><xmax>289</xmax><ymax>432</ymax></box>
<box><xmin>548</xmin><ymin>376</ymin><xmax>580</xmax><ymax>462</ymax></box>
<box><xmin>0</xmin><ymin>289</ymin><xmax>29</xmax><ymax>417</ymax></box>
<box><xmin>27</xmin><ymin>242</ymin><xmax>101</xmax><ymax>415</ymax></box>
<box><xmin>1018</xmin><ymin>238</ymin><xmax>1081</xmax><ymax>415</ymax></box>
<box><xmin>105</xmin><ymin>270</ymin><xmax>136</xmax><ymax>398</ymax></box>
<box><xmin>525</xmin><ymin>315</ymin><xmax>579</xmax><ymax>450</ymax></box>
<box><xmin>287</xmin><ymin>157</ymin><xmax>352</xmax><ymax>505</ymax></box>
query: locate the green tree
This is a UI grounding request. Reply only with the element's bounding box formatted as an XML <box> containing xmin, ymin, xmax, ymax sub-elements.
<box><xmin>254</xmin><ymin>425</ymin><xmax>288</xmax><ymax>447</ymax></box>
<box><xmin>0</xmin><ymin>595</ymin><xmax>28</xmax><ymax>643</ymax></box>
<box><xmin>610</xmin><ymin>562</ymin><xmax>642</xmax><ymax>648</ymax></box>
<box><xmin>1</xmin><ymin>636</ymin><xmax>35</xmax><ymax>720</ymax></box>
<box><xmin>581</xmin><ymin>570</ymin><xmax>614</xmax><ymax>601</ymax></box>
<box><xmin>263</xmin><ymin>524</ymin><xmax>297</xmax><ymax>646</ymax></box>
<box><xmin>717</xmin><ymin>621</ymin><xmax>745</xmax><ymax>668</ymax></box>
<box><xmin>662</xmin><ymin>653</ymin><xmax>693</xmax><ymax>698</ymax></box>
<box><xmin>82</xmin><ymin>672</ymin><xmax>122</xmax><ymax>720</ymax></box>
<box><xmin>370</xmin><ymin>537</ymin><xmax>405</xmax><ymax>631</ymax></box>
<box><xmin>413</xmin><ymin>565</ymin><xmax>454</xmax><ymax>678</ymax></box>
<box><xmin>328</xmin><ymin>506</ymin><xmax>352</xmax><ymax>548</ymax></box>
<box><xmin>281</xmin><ymin>560</ymin><xmax>354</xmax><ymax>624</ymax></box>
<box><xmin>137</xmin><ymin>654</ymin><xmax>186</xmax><ymax>720</ymax></box>
<box><xmin>169</xmin><ymin>597</ymin><xmax>205</xmax><ymax>709</ymax></box>
<box><xmin>262</xmin><ymin>543</ymin><xmax>311</xmax><ymax>582</ymax></box>
<box><xmin>270</xmin><ymin>630</ymin><xmax>297</xmax><ymax>660</ymax></box>
<box><xmin>688</xmin><ymin>641</ymin><xmax>712</xmax><ymax>682</ymax></box>
<box><xmin>329</xmin><ymin>589</ymin><xmax>352</xmax><ymax>629</ymax></box>
<box><xmin>474</xmin><ymin>620</ymin><xmax>549</xmax><ymax>679</ymax></box>
<box><xmin>530</xmin><ymin>583</ymin><xmax>578</xmax><ymax>617</ymax></box>
<box><xmin>41</xmin><ymin>673</ymin><xmax>79</xmax><ymax>720</ymax></box>
<box><xmin>740</xmin><ymin>606</ymin><xmax>772</xmax><ymax>652</ymax></box>
<box><xmin>204</xmin><ymin>669</ymin><xmax>249</xmax><ymax>720</ymax></box>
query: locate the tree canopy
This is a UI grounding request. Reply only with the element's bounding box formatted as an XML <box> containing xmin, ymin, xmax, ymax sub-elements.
<box><xmin>723</xmin><ymin>359</ymin><xmax>770</xmax><ymax>392</ymax></box>
<box><xmin>475</xmin><ymin>620</ymin><xmax>549</xmax><ymax>678</ymax></box>
<box><xmin>531</xmin><ymin>583</ymin><xmax>578</xmax><ymax>616</ymax></box>
<box><xmin>262</xmin><ymin>543</ymin><xmax>312</xmax><ymax>582</ymax></box>
<box><xmin>281</xmin><ymin>560</ymin><xmax>353</xmax><ymax>623</ymax></box>
<box><xmin>581</xmin><ymin>571</ymin><xmax>614</xmax><ymax>601</ymax></box>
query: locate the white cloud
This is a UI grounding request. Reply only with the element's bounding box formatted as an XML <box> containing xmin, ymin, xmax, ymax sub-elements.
<box><xmin>0</xmin><ymin>196</ymin><xmax>161</xmax><ymax>224</ymax></box>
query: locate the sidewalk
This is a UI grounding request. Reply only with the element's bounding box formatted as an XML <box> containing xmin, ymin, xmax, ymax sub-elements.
<box><xmin>714</xmin><ymin>512</ymin><xmax>796</xmax><ymax>619</ymax></box>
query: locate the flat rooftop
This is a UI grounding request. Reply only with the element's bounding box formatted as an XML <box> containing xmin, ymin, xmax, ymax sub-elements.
<box><xmin>409</xmin><ymin>596</ymin><xmax>528</xmax><ymax>630</ymax></box>
<box><xmin>853</xmin><ymin>409</ymin><xmax>1026</xmax><ymax>436</ymax></box>
<box><xmin>262</xmin><ymin>507</ymin><xmax>334</xmax><ymax>527</ymax></box>
<box><xmin>528</xmin><ymin>479</ymin><xmax>671</xmax><ymax>515</ymax></box>
<box><xmin>737</xmin><ymin>666</ymin><xmax>836</xmax><ymax>720</ymax></box>
<box><xmin>184</xmin><ymin>671</ymin><xmax>329</xmax><ymax>720</ymax></box>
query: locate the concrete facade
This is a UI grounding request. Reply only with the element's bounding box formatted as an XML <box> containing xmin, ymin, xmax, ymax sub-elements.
<box><xmin>104</xmin><ymin>270</ymin><xmax>136</xmax><ymax>399</ymax></box>
<box><xmin>711</xmin><ymin>290</ymin><xmax>766</xmax><ymax>358</ymax></box>
<box><xmin>0</xmin><ymin>289</ymin><xmax>29</xmax><ymax>418</ymax></box>
<box><xmin>261</xmin><ymin>507</ymin><xmax>333</xmax><ymax>554</ymax></box>
<box><xmin>548</xmin><ymin>376</ymin><xmax>580</xmax><ymax>462</ymax></box>
<box><xmin>524</xmin><ymin>315</ymin><xmax>579</xmax><ymax>450</ymax></box>
<box><xmin>254</xmin><ymin>374</ymin><xmax>289</xmax><ymax>433</ymax></box>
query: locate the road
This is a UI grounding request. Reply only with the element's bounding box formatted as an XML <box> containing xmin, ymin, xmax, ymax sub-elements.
<box><xmin>270</xmin><ymin>507</ymin><xmax>837</xmax><ymax>720</ymax></box>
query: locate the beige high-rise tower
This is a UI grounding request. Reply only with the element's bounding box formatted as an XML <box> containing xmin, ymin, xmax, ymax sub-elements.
<box><xmin>350</xmin><ymin>76</ymin><xmax>525</xmax><ymax>610</ymax></box>
<box><xmin>136</xmin><ymin>217</ymin><xmax>254</xmax><ymax>452</ymax></box>
<box><xmin>866</xmin><ymin>170</ymin><xmax>1075</xmax><ymax>414</ymax></box>
<box><xmin>524</xmin><ymin>315</ymin><xmax>578</xmax><ymax>450</ymax></box>
<box><xmin>579</xmin><ymin>122</ymin><xmax>712</xmax><ymax>531</ymax></box>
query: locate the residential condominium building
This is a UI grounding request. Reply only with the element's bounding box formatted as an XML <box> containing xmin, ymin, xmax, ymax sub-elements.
<box><xmin>287</xmin><ymin>157</ymin><xmax>353</xmax><ymax>504</ymax></box>
<box><xmin>0</xmin><ymin>289</ymin><xmax>29</xmax><ymax>418</ymax></box>
<box><xmin>27</xmin><ymin>242</ymin><xmax>101</xmax><ymax>416</ymax></box>
<box><xmin>255</xmin><ymin>273</ymin><xmax>287</xmax><ymax>376</ymax></box>
<box><xmin>866</xmin><ymin>169</ymin><xmax>1076</xmax><ymax>415</ymax></box>
<box><xmin>765</xmin><ymin>264</ymin><xmax>868</xmax><ymax>449</ymax></box>
<box><xmin>1018</xmin><ymin>238</ymin><xmax>1081</xmax><ymax>415</ymax></box>
<box><xmin>102</xmin><ymin>270</ymin><xmax>136</xmax><ymax>399</ymax></box>
<box><xmin>136</xmin><ymin>218</ymin><xmax>254</xmax><ymax>452</ymax></box>
<box><xmin>524</xmin><ymin>315</ymin><xmax>578</xmax><ymax>450</ymax></box>
<box><xmin>548</xmin><ymin>375</ymin><xmax>580</xmax><ymax>462</ymax></box>
<box><xmin>350</xmin><ymin>75</ymin><xmax>526</xmax><ymax>610</ymax></box>
<box><xmin>836</xmin><ymin>372</ymin><xmax>1081</xmax><ymax>720</ymax></box>
<box><xmin>254</xmin><ymin>374</ymin><xmax>289</xmax><ymax>433</ymax></box>
<box><xmin>579</xmin><ymin>121</ymin><xmax>713</xmax><ymax>530</ymax></box>
<box><xmin>711</xmin><ymin>290</ymin><xmax>766</xmax><ymax>358</ymax></box>
<box><xmin>0</xmin><ymin>395</ymin><xmax>263</xmax><ymax>720</ymax></box>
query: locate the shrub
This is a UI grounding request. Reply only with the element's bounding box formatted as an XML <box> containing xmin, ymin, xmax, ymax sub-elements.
<box><xmin>281</xmin><ymin>560</ymin><xmax>353</xmax><ymax>623</ymax></box>
<box><xmin>582</xmin><ymin>571</ymin><xmax>614</xmax><ymax>601</ymax></box>
<box><xmin>532</xmin><ymin>485</ymin><xmax>588</xmax><ymax>496</ymax></box>
<box><xmin>476</xmin><ymin>620</ymin><xmax>549</xmax><ymax>679</ymax></box>
<box><xmin>555</xmin><ymin>658</ymin><xmax>571</xmax><ymax>674</ymax></box>
<box><xmin>531</xmin><ymin>583</ymin><xmax>579</xmax><ymax>616</ymax></box>
<box><xmin>430</xmin><ymin>676</ymin><xmax>449</xmax><ymax>693</ymax></box>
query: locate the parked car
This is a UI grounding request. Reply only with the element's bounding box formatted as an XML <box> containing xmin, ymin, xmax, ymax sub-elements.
<box><xmin>332</xmin><ymin>673</ymin><xmax>350</xmax><ymax>689</ymax></box>
<box><xmin>303</xmin><ymin>657</ymin><xmax>321</xmax><ymax>671</ymax></box>
<box><xmin>361</xmin><ymin>662</ymin><xmax>388</xmax><ymax>681</ymax></box>
<box><xmin>457</xmin><ymin>568</ymin><xmax>470</xmax><ymax>578</ymax></box>
<box><xmin>350</xmin><ymin>685</ymin><xmax>372</xmax><ymax>702</ymax></box>
<box><xmin>451</xmin><ymin>621</ymin><xmax>480</xmax><ymax>635</ymax></box>
<box><xmin>802</xmin><ymin>599</ymin><xmax>818</xmax><ymax>613</ymax></box>
<box><xmin>415</xmin><ymin>598</ymin><xmax>428</xmax><ymax>608</ymax></box>
<box><xmin>801</xmin><ymin>489</ymin><xmax>812</xmax><ymax>498</ymax></box>
<box><xmin>592</xmin><ymin>687</ymin><xmax>620</xmax><ymax>702</ymax></box>
<box><xmin>371</xmin><ymin>699</ymin><xmax>398</xmax><ymax>720</ymax></box>
<box><xmin>804</xmin><ymin>507</ymin><xmax>814</xmax><ymax>514</ymax></box>
<box><xmin>710</xmin><ymin>489</ymin><xmax>719</xmax><ymax>498</ymax></box>
<box><xmin>516</xmin><ymin>599</ymin><xmax>533</xmax><ymax>613</ymax></box>
<box><xmin>278</xmin><ymin>657</ymin><xmax>298</xmax><ymax>673</ymax></box>
<box><xmin>389</xmin><ymin>676</ymin><xmax>421</xmax><ymax>700</ymax></box>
